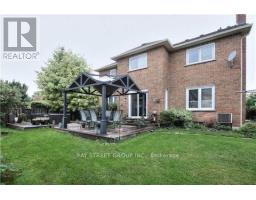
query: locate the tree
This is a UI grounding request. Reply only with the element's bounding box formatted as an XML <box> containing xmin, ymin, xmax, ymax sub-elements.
<box><xmin>0</xmin><ymin>80</ymin><xmax>22</xmax><ymax>123</ymax></box>
<box><xmin>0</xmin><ymin>80</ymin><xmax>22</xmax><ymax>112</ymax></box>
<box><xmin>246</xmin><ymin>93</ymin><xmax>256</xmax><ymax>108</ymax></box>
<box><xmin>246</xmin><ymin>93</ymin><xmax>256</xmax><ymax>120</ymax></box>
<box><xmin>32</xmin><ymin>91</ymin><xmax>42</xmax><ymax>101</ymax></box>
<box><xmin>36</xmin><ymin>47</ymin><xmax>98</xmax><ymax>112</ymax></box>
<box><xmin>8</xmin><ymin>80</ymin><xmax>31</xmax><ymax>107</ymax></box>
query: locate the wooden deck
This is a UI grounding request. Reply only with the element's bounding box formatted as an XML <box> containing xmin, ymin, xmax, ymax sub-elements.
<box><xmin>55</xmin><ymin>124</ymin><xmax>156</xmax><ymax>142</ymax></box>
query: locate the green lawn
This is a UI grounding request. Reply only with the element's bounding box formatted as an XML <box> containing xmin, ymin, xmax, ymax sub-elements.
<box><xmin>1</xmin><ymin>127</ymin><xmax>256</xmax><ymax>184</ymax></box>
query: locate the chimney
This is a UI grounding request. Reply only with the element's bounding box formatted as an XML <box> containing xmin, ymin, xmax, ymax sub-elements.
<box><xmin>236</xmin><ymin>14</ymin><xmax>246</xmax><ymax>25</ymax></box>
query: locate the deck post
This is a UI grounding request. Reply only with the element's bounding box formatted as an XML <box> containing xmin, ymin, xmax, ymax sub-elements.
<box><xmin>100</xmin><ymin>84</ymin><xmax>107</xmax><ymax>134</ymax></box>
<box><xmin>63</xmin><ymin>91</ymin><xmax>67</xmax><ymax>129</ymax></box>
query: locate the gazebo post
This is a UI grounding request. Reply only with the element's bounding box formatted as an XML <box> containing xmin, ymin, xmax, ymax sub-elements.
<box><xmin>100</xmin><ymin>84</ymin><xmax>107</xmax><ymax>134</ymax></box>
<box><xmin>63</xmin><ymin>91</ymin><xmax>67</xmax><ymax>129</ymax></box>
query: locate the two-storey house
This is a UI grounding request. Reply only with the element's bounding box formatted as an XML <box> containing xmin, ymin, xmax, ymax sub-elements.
<box><xmin>96</xmin><ymin>15</ymin><xmax>252</xmax><ymax>127</ymax></box>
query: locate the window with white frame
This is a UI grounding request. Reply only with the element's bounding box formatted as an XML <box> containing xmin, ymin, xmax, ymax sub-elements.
<box><xmin>129</xmin><ymin>53</ymin><xmax>147</xmax><ymax>71</ymax></box>
<box><xmin>109</xmin><ymin>68</ymin><xmax>117</xmax><ymax>76</ymax></box>
<box><xmin>186</xmin><ymin>43</ymin><xmax>215</xmax><ymax>65</ymax></box>
<box><xmin>186</xmin><ymin>86</ymin><xmax>215</xmax><ymax>111</ymax></box>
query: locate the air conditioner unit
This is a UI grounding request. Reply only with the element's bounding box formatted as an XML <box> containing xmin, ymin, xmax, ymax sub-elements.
<box><xmin>217</xmin><ymin>113</ymin><xmax>232</xmax><ymax>124</ymax></box>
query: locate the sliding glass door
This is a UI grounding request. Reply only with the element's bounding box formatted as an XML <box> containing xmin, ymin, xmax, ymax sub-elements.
<box><xmin>129</xmin><ymin>92</ymin><xmax>147</xmax><ymax>118</ymax></box>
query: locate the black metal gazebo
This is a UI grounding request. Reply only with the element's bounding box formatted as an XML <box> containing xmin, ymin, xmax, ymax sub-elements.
<box><xmin>62</xmin><ymin>72</ymin><xmax>141</xmax><ymax>134</ymax></box>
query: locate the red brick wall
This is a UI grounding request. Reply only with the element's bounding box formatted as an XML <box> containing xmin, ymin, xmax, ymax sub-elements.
<box><xmin>168</xmin><ymin>35</ymin><xmax>244</xmax><ymax>127</ymax></box>
<box><xmin>116</xmin><ymin>47</ymin><xmax>169</xmax><ymax>117</ymax></box>
<box><xmin>99</xmin><ymin>34</ymin><xmax>246</xmax><ymax>127</ymax></box>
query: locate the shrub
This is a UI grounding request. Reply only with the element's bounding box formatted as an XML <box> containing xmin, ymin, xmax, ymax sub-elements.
<box><xmin>246</xmin><ymin>106</ymin><xmax>256</xmax><ymax>120</ymax></box>
<box><xmin>160</xmin><ymin>108</ymin><xmax>192</xmax><ymax>128</ymax></box>
<box><xmin>212</xmin><ymin>124</ymin><xmax>232</xmax><ymax>131</ymax></box>
<box><xmin>239</xmin><ymin>122</ymin><xmax>256</xmax><ymax>138</ymax></box>
<box><xmin>0</xmin><ymin>156</ymin><xmax>21</xmax><ymax>184</ymax></box>
<box><xmin>189</xmin><ymin>122</ymin><xmax>207</xmax><ymax>130</ymax></box>
<box><xmin>0</xmin><ymin>163</ymin><xmax>21</xmax><ymax>184</ymax></box>
<box><xmin>159</xmin><ymin>111</ymin><xmax>171</xmax><ymax>126</ymax></box>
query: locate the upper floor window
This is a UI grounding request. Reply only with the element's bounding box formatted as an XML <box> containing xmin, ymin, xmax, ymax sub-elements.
<box><xmin>186</xmin><ymin>85</ymin><xmax>215</xmax><ymax>111</ymax></box>
<box><xmin>109</xmin><ymin>68</ymin><xmax>117</xmax><ymax>76</ymax></box>
<box><xmin>186</xmin><ymin>43</ymin><xmax>215</xmax><ymax>65</ymax></box>
<box><xmin>129</xmin><ymin>53</ymin><xmax>147</xmax><ymax>71</ymax></box>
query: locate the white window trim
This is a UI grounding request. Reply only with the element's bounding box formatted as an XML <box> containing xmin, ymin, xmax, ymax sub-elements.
<box><xmin>186</xmin><ymin>43</ymin><xmax>215</xmax><ymax>65</ymax></box>
<box><xmin>128</xmin><ymin>90</ymin><xmax>148</xmax><ymax>118</ymax></box>
<box><xmin>128</xmin><ymin>53</ymin><xmax>148</xmax><ymax>72</ymax></box>
<box><xmin>186</xmin><ymin>85</ymin><xmax>215</xmax><ymax>111</ymax></box>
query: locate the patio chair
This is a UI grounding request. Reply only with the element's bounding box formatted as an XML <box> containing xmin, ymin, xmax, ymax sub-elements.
<box><xmin>80</xmin><ymin>110</ymin><xmax>87</xmax><ymax>122</ymax></box>
<box><xmin>89</xmin><ymin>110</ymin><xmax>100</xmax><ymax>128</ymax></box>
<box><xmin>79</xmin><ymin>110</ymin><xmax>91</xmax><ymax>128</ymax></box>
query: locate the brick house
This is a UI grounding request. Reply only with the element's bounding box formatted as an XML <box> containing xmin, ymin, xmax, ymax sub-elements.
<box><xmin>96</xmin><ymin>15</ymin><xmax>252</xmax><ymax>127</ymax></box>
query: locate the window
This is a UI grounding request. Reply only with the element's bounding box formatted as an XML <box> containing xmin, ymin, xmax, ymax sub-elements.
<box><xmin>107</xmin><ymin>96</ymin><xmax>116</xmax><ymax>104</ymax></box>
<box><xmin>186</xmin><ymin>86</ymin><xmax>215</xmax><ymax>111</ymax></box>
<box><xmin>128</xmin><ymin>91</ymin><xmax>148</xmax><ymax>118</ymax></box>
<box><xmin>201</xmin><ymin>88</ymin><xmax>212</xmax><ymax>108</ymax></box>
<box><xmin>129</xmin><ymin>53</ymin><xmax>147</xmax><ymax>71</ymax></box>
<box><xmin>109</xmin><ymin>68</ymin><xmax>117</xmax><ymax>76</ymax></box>
<box><xmin>188</xmin><ymin>89</ymin><xmax>198</xmax><ymax>108</ymax></box>
<box><xmin>186</xmin><ymin>43</ymin><xmax>215</xmax><ymax>65</ymax></box>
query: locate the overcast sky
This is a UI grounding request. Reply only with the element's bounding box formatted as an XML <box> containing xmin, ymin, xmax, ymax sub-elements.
<box><xmin>1</xmin><ymin>15</ymin><xmax>255</xmax><ymax>96</ymax></box>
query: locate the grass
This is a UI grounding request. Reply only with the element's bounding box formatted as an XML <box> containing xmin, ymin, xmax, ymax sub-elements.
<box><xmin>1</xmin><ymin>127</ymin><xmax>256</xmax><ymax>184</ymax></box>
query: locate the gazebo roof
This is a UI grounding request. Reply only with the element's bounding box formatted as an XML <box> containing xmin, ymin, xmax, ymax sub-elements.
<box><xmin>65</xmin><ymin>72</ymin><xmax>140</xmax><ymax>97</ymax></box>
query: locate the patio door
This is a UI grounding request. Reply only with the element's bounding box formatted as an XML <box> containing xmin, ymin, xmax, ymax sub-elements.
<box><xmin>128</xmin><ymin>91</ymin><xmax>148</xmax><ymax>118</ymax></box>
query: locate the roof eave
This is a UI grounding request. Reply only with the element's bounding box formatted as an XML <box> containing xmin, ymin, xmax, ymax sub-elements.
<box><xmin>95</xmin><ymin>63</ymin><xmax>117</xmax><ymax>72</ymax></box>
<box><xmin>173</xmin><ymin>23</ymin><xmax>252</xmax><ymax>50</ymax></box>
<box><xmin>108</xmin><ymin>23</ymin><xmax>252</xmax><ymax>61</ymax></box>
<box><xmin>111</xmin><ymin>40</ymin><xmax>173</xmax><ymax>61</ymax></box>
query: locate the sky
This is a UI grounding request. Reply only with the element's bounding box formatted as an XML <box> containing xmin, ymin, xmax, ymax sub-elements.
<box><xmin>1</xmin><ymin>15</ymin><xmax>255</xmax><ymax>96</ymax></box>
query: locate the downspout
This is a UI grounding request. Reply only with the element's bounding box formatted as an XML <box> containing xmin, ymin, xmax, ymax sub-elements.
<box><xmin>240</xmin><ymin>34</ymin><xmax>246</xmax><ymax>126</ymax></box>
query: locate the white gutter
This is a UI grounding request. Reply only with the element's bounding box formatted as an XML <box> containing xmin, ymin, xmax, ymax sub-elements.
<box><xmin>174</xmin><ymin>24</ymin><xmax>252</xmax><ymax>49</ymax></box>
